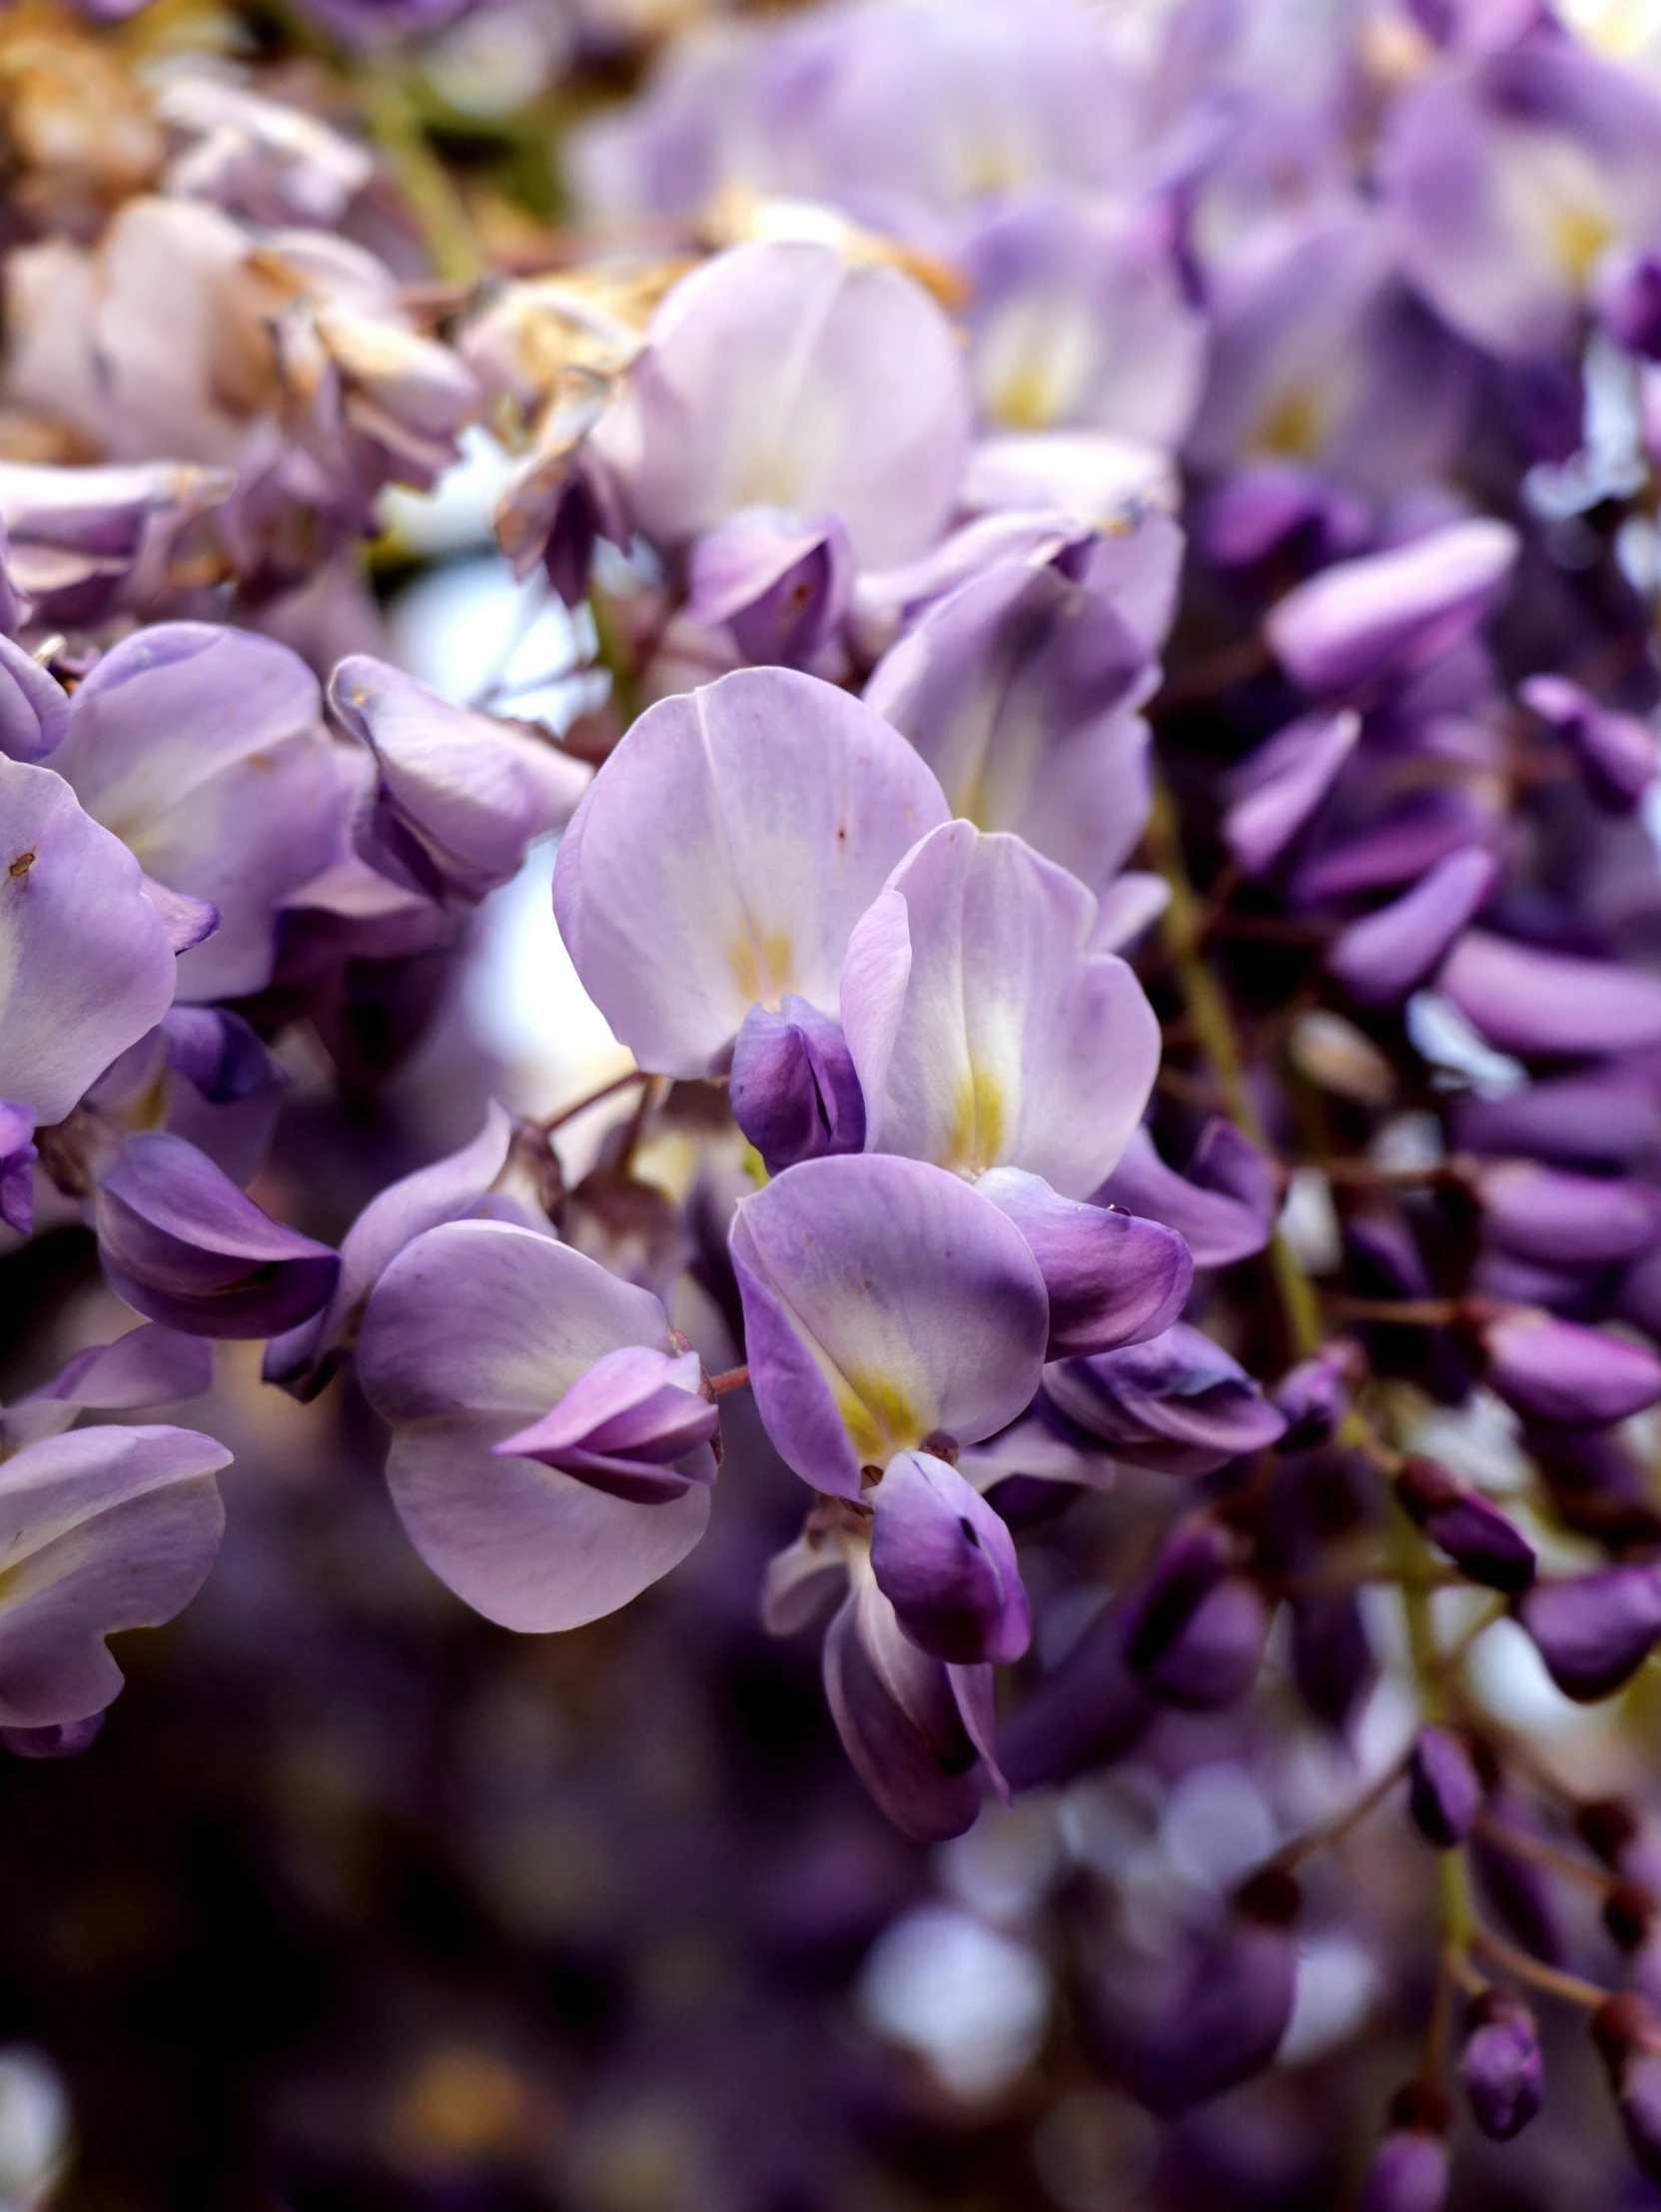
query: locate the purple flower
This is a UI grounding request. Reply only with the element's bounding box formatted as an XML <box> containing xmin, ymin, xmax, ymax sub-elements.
<box><xmin>1461</xmin><ymin>1986</ymin><xmax>1543</xmax><ymax>2140</ymax></box>
<box><xmin>95</xmin><ymin>1132</ymin><xmax>340</xmax><ymax>1341</ymax></box>
<box><xmin>960</xmin><ymin>192</ymin><xmax>1207</xmax><ymax>446</ymax></box>
<box><xmin>1265</xmin><ymin>520</ymin><xmax>1518</xmax><ymax>696</ymax></box>
<box><xmin>0</xmin><ymin>760</ymin><xmax>180</xmax><ymax>1126</ymax></box>
<box><xmin>1474</xmin><ymin>1159</ymin><xmax>1661</xmax><ymax>1269</ymax></box>
<box><xmin>1095</xmin><ymin>1119</ymin><xmax>1279</xmax><ymax>1267</ymax></box>
<box><xmin>840</xmin><ymin>821</ymin><xmax>1161</xmax><ymax>1194</ymax></box>
<box><xmin>1273</xmin><ymin>1340</ymin><xmax>1359</xmax><ymax>1448</ymax></box>
<box><xmin>822</xmin><ymin>1572</ymin><xmax>997</xmax><ymax>1844</ymax></box>
<box><xmin>976</xmin><ymin>1168</ymin><xmax>1192</xmax><ymax>1360</ymax></box>
<box><xmin>1518</xmin><ymin>1564</ymin><xmax>1661</xmax><ymax>1701</ymax></box>
<box><xmin>729</xmin><ymin>997</ymin><xmax>866</xmax><ymax>1176</ymax></box>
<box><xmin>51</xmin><ymin>625</ymin><xmax>346</xmax><ymax>1003</ymax></box>
<box><xmin>1104</xmin><ymin>1885</ymin><xmax>1300</xmax><ymax>2117</ymax></box>
<box><xmin>1521</xmin><ymin>674</ymin><xmax>1658</xmax><ymax>812</ymax></box>
<box><xmin>1396</xmin><ymin>1455</ymin><xmax>1537</xmax><ymax>1593</ymax></box>
<box><xmin>0</xmin><ymin>1102</ymin><xmax>36</xmax><ymax>1237</ymax></box>
<box><xmin>730</xmin><ymin>1154</ymin><xmax>1050</xmax><ymax>1501</ymax></box>
<box><xmin>159</xmin><ymin>76</ymin><xmax>374</xmax><ymax>232</ymax></box>
<box><xmin>1359</xmin><ymin>2125</ymin><xmax>1449</xmax><ymax>2212</ymax></box>
<box><xmin>1595</xmin><ymin>247</ymin><xmax>1661</xmax><ymax>359</ymax></box>
<box><xmin>589</xmin><ymin>241</ymin><xmax>972</xmax><ymax>568</ymax></box>
<box><xmin>358</xmin><ymin>1219</ymin><xmax>715</xmax><ymax>1631</ymax></box>
<box><xmin>1223</xmin><ymin>711</ymin><xmax>1360</xmax><ymax>877</ymax></box>
<box><xmin>553</xmin><ymin>667</ymin><xmax>947</xmax><ymax>1078</ymax></box>
<box><xmin>1382</xmin><ymin>42</ymin><xmax>1661</xmax><ymax>360</ymax></box>
<box><xmin>1044</xmin><ymin>1321</ymin><xmax>1287</xmax><ymax>1476</ymax></box>
<box><xmin>0</xmin><ymin>460</ymin><xmax>232</xmax><ymax>627</ymax></box>
<box><xmin>331</xmin><ymin>656</ymin><xmax>588</xmax><ymax>908</ymax></box>
<box><xmin>1439</xmin><ymin>930</ymin><xmax>1661</xmax><ymax>1058</ymax></box>
<box><xmin>863</xmin><ymin>561</ymin><xmax>1155</xmax><ymax>898</ymax></box>
<box><xmin>1326</xmin><ymin>848</ymin><xmax>1497</xmax><ymax>1007</ymax></box>
<box><xmin>1408</xmin><ymin>1725</ymin><xmax>1484</xmax><ymax>1847</ymax></box>
<box><xmin>685</xmin><ymin>508</ymin><xmax>853</xmax><ymax>668</ymax></box>
<box><xmin>3</xmin><ymin>1322</ymin><xmax>212</xmax><ymax>1448</ymax></box>
<box><xmin>1137</xmin><ymin>1575</ymin><xmax>1270</xmax><ymax>1709</ymax></box>
<box><xmin>1477</xmin><ymin>1308</ymin><xmax>1661</xmax><ymax>1427</ymax></box>
<box><xmin>0</xmin><ymin>1424</ymin><xmax>229</xmax><ymax>1730</ymax></box>
<box><xmin>493</xmin><ymin>1344</ymin><xmax>717</xmax><ymax>1506</ymax></box>
<box><xmin>868</xmin><ymin>1447</ymin><xmax>1029</xmax><ymax>1664</ymax></box>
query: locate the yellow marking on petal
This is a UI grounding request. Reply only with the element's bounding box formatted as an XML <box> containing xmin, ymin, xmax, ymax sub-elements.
<box><xmin>1256</xmin><ymin>387</ymin><xmax>1327</xmax><ymax>461</ymax></box>
<box><xmin>1548</xmin><ymin>201</ymin><xmax>1615</xmax><ymax>285</ymax></box>
<box><xmin>728</xmin><ymin>928</ymin><xmax>796</xmax><ymax>1011</ymax></box>
<box><xmin>943</xmin><ymin>1063</ymin><xmax>1008</xmax><ymax>1179</ymax></box>
<box><xmin>992</xmin><ymin>361</ymin><xmax>1062</xmax><ymax>431</ymax></box>
<box><xmin>830</xmin><ymin>1368</ymin><xmax>924</xmax><ymax>1467</ymax></box>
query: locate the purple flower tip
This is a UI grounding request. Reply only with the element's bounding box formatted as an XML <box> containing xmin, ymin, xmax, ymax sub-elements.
<box><xmin>1462</xmin><ymin>1986</ymin><xmax>1543</xmax><ymax>2140</ymax></box>
<box><xmin>1408</xmin><ymin>1725</ymin><xmax>1484</xmax><ymax>1847</ymax></box>
<box><xmin>729</xmin><ymin>996</ymin><xmax>866</xmax><ymax>1176</ymax></box>
<box><xmin>494</xmin><ymin>1345</ymin><xmax>718</xmax><ymax>1506</ymax></box>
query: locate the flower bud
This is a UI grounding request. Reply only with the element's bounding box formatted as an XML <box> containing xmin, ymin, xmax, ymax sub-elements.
<box><xmin>1123</xmin><ymin>1517</ymin><xmax>1234</xmax><ymax>1674</ymax></box>
<box><xmin>1461</xmin><ymin>1986</ymin><xmax>1543</xmax><ymax>2140</ymax></box>
<box><xmin>1518</xmin><ymin>1565</ymin><xmax>1661</xmax><ymax>1702</ymax></box>
<box><xmin>868</xmin><ymin>1448</ymin><xmax>1030</xmax><ymax>1665</ymax></box>
<box><xmin>1440</xmin><ymin>930</ymin><xmax>1661</xmax><ymax>1059</ymax></box>
<box><xmin>1265</xmin><ymin>518</ymin><xmax>1517</xmax><ymax>695</ymax></box>
<box><xmin>1360</xmin><ymin>2092</ymin><xmax>1451</xmax><ymax>2212</ymax></box>
<box><xmin>0</xmin><ymin>1102</ymin><xmax>36</xmax><ymax>1237</ymax></box>
<box><xmin>1327</xmin><ymin>848</ymin><xmax>1495</xmax><ymax>1007</ymax></box>
<box><xmin>729</xmin><ymin>996</ymin><xmax>866</xmax><ymax>1176</ymax></box>
<box><xmin>1222</xmin><ymin>709</ymin><xmax>1359</xmax><ymax>874</ymax></box>
<box><xmin>1044</xmin><ymin>1322</ymin><xmax>1286</xmax><ymax>1476</ymax></box>
<box><xmin>1273</xmin><ymin>1339</ymin><xmax>1360</xmax><ymax>1449</ymax></box>
<box><xmin>161</xmin><ymin>1008</ymin><xmax>287</xmax><ymax>1108</ymax></box>
<box><xmin>1138</xmin><ymin>1576</ymin><xmax>1269</xmax><ymax>1710</ymax></box>
<box><xmin>1593</xmin><ymin>1992</ymin><xmax>1661</xmax><ymax>2185</ymax></box>
<box><xmin>686</xmin><ymin>508</ymin><xmax>853</xmax><ymax>668</ymax></box>
<box><xmin>494</xmin><ymin>1344</ymin><xmax>718</xmax><ymax>1506</ymax></box>
<box><xmin>1408</xmin><ymin>1725</ymin><xmax>1484</xmax><ymax>1847</ymax></box>
<box><xmin>1593</xmin><ymin>248</ymin><xmax>1661</xmax><ymax>361</ymax></box>
<box><xmin>1473</xmin><ymin>1159</ymin><xmax>1661</xmax><ymax>1270</ymax></box>
<box><xmin>1290</xmin><ymin>1588</ymin><xmax>1375</xmax><ymax>1732</ymax></box>
<box><xmin>1396</xmin><ymin>1456</ymin><xmax>1536</xmax><ymax>1594</ymax></box>
<box><xmin>1109</xmin><ymin>1877</ymin><xmax>1299</xmax><ymax>2117</ymax></box>
<box><xmin>1475</xmin><ymin>1309</ymin><xmax>1661</xmax><ymax>1428</ymax></box>
<box><xmin>95</xmin><ymin>1131</ymin><xmax>340</xmax><ymax>1340</ymax></box>
<box><xmin>1520</xmin><ymin>673</ymin><xmax>1657</xmax><ymax>813</ymax></box>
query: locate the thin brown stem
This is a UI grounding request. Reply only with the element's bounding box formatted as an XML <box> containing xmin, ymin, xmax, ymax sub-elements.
<box><xmin>706</xmin><ymin>1364</ymin><xmax>751</xmax><ymax>1398</ymax></box>
<box><xmin>1271</xmin><ymin>1750</ymin><xmax>1411</xmax><ymax>1874</ymax></box>
<box><xmin>1468</xmin><ymin>1928</ymin><xmax>1610</xmax><ymax>2010</ymax></box>
<box><xmin>1325</xmin><ymin>1295</ymin><xmax>1463</xmax><ymax>1326</ymax></box>
<box><xmin>1472</xmin><ymin>1814</ymin><xmax>1620</xmax><ymax>1897</ymax></box>
<box><xmin>533</xmin><ymin>1069</ymin><xmax>650</xmax><ymax>1136</ymax></box>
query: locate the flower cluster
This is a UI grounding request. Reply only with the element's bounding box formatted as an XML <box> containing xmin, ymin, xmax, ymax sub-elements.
<box><xmin>18</xmin><ymin>0</ymin><xmax>1661</xmax><ymax>2196</ymax></box>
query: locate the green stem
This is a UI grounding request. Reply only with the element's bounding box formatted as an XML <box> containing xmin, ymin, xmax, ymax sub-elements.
<box><xmin>361</xmin><ymin>68</ymin><xmax>481</xmax><ymax>287</ymax></box>
<box><xmin>1144</xmin><ymin>771</ymin><xmax>1323</xmax><ymax>1359</ymax></box>
<box><xmin>586</xmin><ymin>584</ymin><xmax>641</xmax><ymax>732</ymax></box>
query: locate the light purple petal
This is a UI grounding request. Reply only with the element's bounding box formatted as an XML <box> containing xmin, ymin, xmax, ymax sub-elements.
<box><xmin>0</xmin><ymin>759</ymin><xmax>178</xmax><ymax>1124</ymax></box>
<box><xmin>0</xmin><ymin>636</ymin><xmax>69</xmax><ymax>765</ymax></box>
<box><xmin>95</xmin><ymin>1131</ymin><xmax>340</xmax><ymax>1340</ymax></box>
<box><xmin>358</xmin><ymin>1218</ymin><xmax>708</xmax><ymax>1631</ymax></box>
<box><xmin>493</xmin><ymin>1344</ymin><xmax>717</xmax><ymax>1504</ymax></box>
<box><xmin>1095</xmin><ymin>1121</ymin><xmax>1279</xmax><ymax>1268</ymax></box>
<box><xmin>864</xmin><ymin>561</ymin><xmax>1155</xmax><ymax>895</ymax></box>
<box><xmin>822</xmin><ymin>1582</ymin><xmax>983</xmax><ymax>1843</ymax></box>
<box><xmin>553</xmin><ymin>666</ymin><xmax>948</xmax><ymax>1078</ymax></box>
<box><xmin>977</xmin><ymin>1166</ymin><xmax>1193</xmax><ymax>1359</ymax></box>
<box><xmin>730</xmin><ymin>1154</ymin><xmax>1050</xmax><ymax>1499</ymax></box>
<box><xmin>841</xmin><ymin>821</ymin><xmax>1160</xmax><ymax>1196</ymax></box>
<box><xmin>332</xmin><ymin>655</ymin><xmax>587</xmax><ymax>906</ymax></box>
<box><xmin>590</xmin><ymin>240</ymin><xmax>972</xmax><ymax>568</ymax></box>
<box><xmin>0</xmin><ymin>1424</ymin><xmax>229</xmax><ymax>1727</ymax></box>
<box><xmin>3</xmin><ymin>1322</ymin><xmax>212</xmax><ymax>1446</ymax></box>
